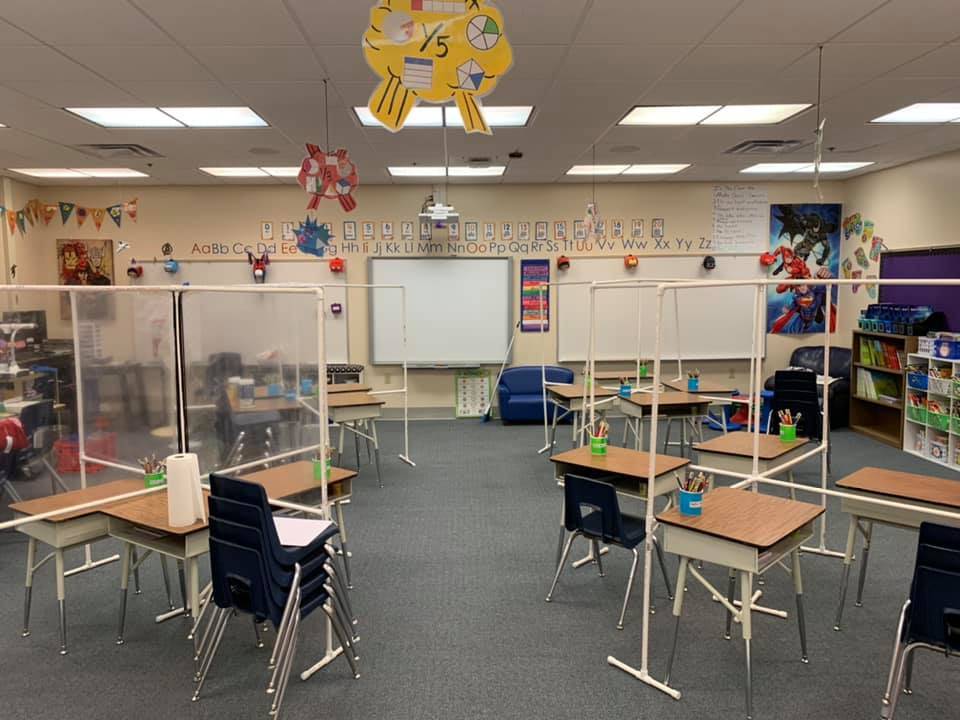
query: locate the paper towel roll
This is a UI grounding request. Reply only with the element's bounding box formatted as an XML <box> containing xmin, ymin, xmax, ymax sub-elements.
<box><xmin>166</xmin><ymin>453</ymin><xmax>206</xmax><ymax>527</ymax></box>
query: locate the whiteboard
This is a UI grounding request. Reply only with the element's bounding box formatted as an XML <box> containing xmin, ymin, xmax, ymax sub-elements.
<box><xmin>369</xmin><ymin>258</ymin><xmax>512</xmax><ymax>366</ymax></box>
<box><xmin>557</xmin><ymin>256</ymin><xmax>766</xmax><ymax>362</ymax></box>
<box><xmin>137</xmin><ymin>259</ymin><xmax>348</xmax><ymax>364</ymax></box>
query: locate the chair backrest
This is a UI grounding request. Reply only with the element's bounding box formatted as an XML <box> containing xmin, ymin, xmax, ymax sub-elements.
<box><xmin>906</xmin><ymin>522</ymin><xmax>960</xmax><ymax>651</ymax></box>
<box><xmin>499</xmin><ymin>366</ymin><xmax>574</xmax><ymax>395</ymax></box>
<box><xmin>210</xmin><ymin>473</ymin><xmax>283</xmax><ymax>544</ymax></box>
<box><xmin>206</xmin><ymin>352</ymin><xmax>243</xmax><ymax>391</ymax></box>
<box><xmin>771</xmin><ymin>370</ymin><xmax>821</xmax><ymax>439</ymax></box>
<box><xmin>788</xmin><ymin>347</ymin><xmax>852</xmax><ymax>379</ymax></box>
<box><xmin>563</xmin><ymin>474</ymin><xmax>623</xmax><ymax>543</ymax></box>
<box><xmin>19</xmin><ymin>399</ymin><xmax>54</xmax><ymax>438</ymax></box>
<box><xmin>208</xmin><ymin>533</ymin><xmax>272</xmax><ymax>620</ymax></box>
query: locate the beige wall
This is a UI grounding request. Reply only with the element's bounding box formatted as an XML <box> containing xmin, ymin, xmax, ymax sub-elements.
<box><xmin>4</xmin><ymin>178</ymin><xmax>847</xmax><ymax>410</ymax></box>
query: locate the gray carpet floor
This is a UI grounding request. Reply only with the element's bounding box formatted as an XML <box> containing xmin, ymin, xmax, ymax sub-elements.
<box><xmin>0</xmin><ymin>420</ymin><xmax>957</xmax><ymax>720</ymax></box>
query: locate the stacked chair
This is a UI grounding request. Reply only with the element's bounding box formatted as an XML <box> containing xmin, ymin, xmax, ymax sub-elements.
<box><xmin>194</xmin><ymin>474</ymin><xmax>360</xmax><ymax>718</ymax></box>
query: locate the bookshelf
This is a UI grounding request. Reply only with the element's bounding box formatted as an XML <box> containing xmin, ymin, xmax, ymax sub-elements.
<box><xmin>903</xmin><ymin>351</ymin><xmax>960</xmax><ymax>472</ymax></box>
<box><xmin>850</xmin><ymin>330</ymin><xmax>918</xmax><ymax>448</ymax></box>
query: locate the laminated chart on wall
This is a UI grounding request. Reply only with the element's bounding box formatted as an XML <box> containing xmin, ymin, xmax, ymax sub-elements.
<box><xmin>362</xmin><ymin>1</ymin><xmax>513</xmax><ymax>134</ymax></box>
<box><xmin>455</xmin><ymin>369</ymin><xmax>490</xmax><ymax>418</ymax></box>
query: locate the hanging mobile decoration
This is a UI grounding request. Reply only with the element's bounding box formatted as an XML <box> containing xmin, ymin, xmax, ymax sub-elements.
<box><xmin>584</xmin><ymin>144</ymin><xmax>603</xmax><ymax>240</ymax></box>
<box><xmin>812</xmin><ymin>46</ymin><xmax>826</xmax><ymax>200</ymax></box>
<box><xmin>295</xmin><ymin>217</ymin><xmax>335</xmax><ymax>258</ymax></box>
<box><xmin>298</xmin><ymin>79</ymin><xmax>360</xmax><ymax>212</ymax></box>
<box><xmin>362</xmin><ymin>1</ymin><xmax>514</xmax><ymax>134</ymax></box>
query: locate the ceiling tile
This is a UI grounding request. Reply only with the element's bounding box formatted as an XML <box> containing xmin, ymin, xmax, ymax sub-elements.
<box><xmin>707</xmin><ymin>0</ymin><xmax>885</xmax><ymax>44</ymax></box>
<box><xmin>784</xmin><ymin>43</ymin><xmax>945</xmax><ymax>81</ymax></box>
<box><xmin>283</xmin><ymin>0</ymin><xmax>374</xmax><ymax>46</ymax></box>
<box><xmin>313</xmin><ymin>44</ymin><xmax>373</xmax><ymax>83</ymax></box>
<box><xmin>61</xmin><ymin>45</ymin><xmax>215</xmax><ymax>83</ymax></box>
<box><xmin>0</xmin><ymin>45</ymin><xmax>107</xmax><ymax>82</ymax></box>
<box><xmin>0</xmin><ymin>18</ymin><xmax>40</xmax><ymax>45</ymax></box>
<box><xmin>132</xmin><ymin>0</ymin><xmax>305</xmax><ymax>46</ymax></box>
<box><xmin>837</xmin><ymin>0</ymin><xmax>960</xmax><ymax>42</ymax></box>
<box><xmin>0</xmin><ymin>0</ymin><xmax>170</xmax><ymax>45</ymax></box>
<box><xmin>577</xmin><ymin>0</ymin><xmax>743</xmax><ymax>44</ymax></box>
<box><xmin>190</xmin><ymin>46</ymin><xmax>325</xmax><ymax>82</ymax></box>
<box><xmin>889</xmin><ymin>43</ymin><xmax>960</xmax><ymax>78</ymax></box>
<box><xmin>555</xmin><ymin>43</ymin><xmax>690</xmax><ymax>87</ymax></box>
<box><xmin>5</xmin><ymin>79</ymin><xmax>141</xmax><ymax>107</ymax></box>
<box><xmin>116</xmin><ymin>81</ymin><xmax>242</xmax><ymax>105</ymax></box>
<box><xmin>667</xmin><ymin>44</ymin><xmax>811</xmax><ymax>83</ymax></box>
<box><xmin>507</xmin><ymin>0</ymin><xmax>590</xmax><ymax>45</ymax></box>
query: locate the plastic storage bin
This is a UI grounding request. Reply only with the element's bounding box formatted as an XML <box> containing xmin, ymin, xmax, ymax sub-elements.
<box><xmin>906</xmin><ymin>406</ymin><xmax>927</xmax><ymax>424</ymax></box>
<box><xmin>927</xmin><ymin>412</ymin><xmax>951</xmax><ymax>432</ymax></box>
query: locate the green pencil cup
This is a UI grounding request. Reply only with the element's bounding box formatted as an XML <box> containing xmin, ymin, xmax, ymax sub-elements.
<box><xmin>590</xmin><ymin>435</ymin><xmax>608</xmax><ymax>456</ymax></box>
<box><xmin>638</xmin><ymin>366</ymin><xmax>648</xmax><ymax>378</ymax></box>
<box><xmin>144</xmin><ymin>472</ymin><xmax>166</xmax><ymax>489</ymax></box>
<box><xmin>313</xmin><ymin>458</ymin><xmax>332</xmax><ymax>482</ymax></box>
<box><xmin>780</xmin><ymin>424</ymin><xmax>797</xmax><ymax>442</ymax></box>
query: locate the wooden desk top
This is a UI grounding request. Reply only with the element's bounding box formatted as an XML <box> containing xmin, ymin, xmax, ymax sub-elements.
<box><xmin>327</xmin><ymin>383</ymin><xmax>371</xmax><ymax>394</ymax></box>
<box><xmin>587</xmin><ymin>371</ymin><xmax>653</xmax><ymax>381</ymax></box>
<box><xmin>663</xmin><ymin>378</ymin><xmax>738</xmax><ymax>395</ymax></box>
<box><xmin>620</xmin><ymin>391</ymin><xmax>709</xmax><ymax>408</ymax></box>
<box><xmin>229</xmin><ymin>396</ymin><xmax>302</xmax><ymax>413</ymax></box>
<box><xmin>327</xmin><ymin>392</ymin><xmax>386</xmax><ymax>409</ymax></box>
<box><xmin>546</xmin><ymin>384</ymin><xmax>618</xmax><ymax>401</ymax></box>
<box><xmin>658</xmin><ymin>488</ymin><xmax>824</xmax><ymax>549</ymax></box>
<box><xmin>837</xmin><ymin>467</ymin><xmax>960</xmax><ymax>510</ymax></box>
<box><xmin>695</xmin><ymin>433</ymin><xmax>809</xmax><ymax>460</ymax></box>
<box><xmin>551</xmin><ymin>445</ymin><xmax>689</xmax><ymax>480</ymax></box>
<box><xmin>10</xmin><ymin>479</ymin><xmax>145</xmax><ymax>522</ymax></box>
<box><xmin>100</xmin><ymin>489</ymin><xmax>210</xmax><ymax>536</ymax></box>
<box><xmin>240</xmin><ymin>461</ymin><xmax>357</xmax><ymax>498</ymax></box>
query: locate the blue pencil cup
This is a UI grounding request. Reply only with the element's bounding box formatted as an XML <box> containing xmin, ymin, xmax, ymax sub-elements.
<box><xmin>687</xmin><ymin>377</ymin><xmax>700</xmax><ymax>391</ymax></box>
<box><xmin>300</xmin><ymin>378</ymin><xmax>314</xmax><ymax>396</ymax></box>
<box><xmin>679</xmin><ymin>490</ymin><xmax>703</xmax><ymax>517</ymax></box>
<box><xmin>619</xmin><ymin>384</ymin><xmax>632</xmax><ymax>398</ymax></box>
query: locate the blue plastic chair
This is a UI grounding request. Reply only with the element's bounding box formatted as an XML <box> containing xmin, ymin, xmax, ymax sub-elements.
<box><xmin>546</xmin><ymin>474</ymin><xmax>674</xmax><ymax>629</ymax></box>
<box><xmin>880</xmin><ymin>522</ymin><xmax>960</xmax><ymax>719</ymax></box>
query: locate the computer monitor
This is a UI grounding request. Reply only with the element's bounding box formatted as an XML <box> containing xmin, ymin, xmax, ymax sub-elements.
<box><xmin>1</xmin><ymin>310</ymin><xmax>47</xmax><ymax>348</ymax></box>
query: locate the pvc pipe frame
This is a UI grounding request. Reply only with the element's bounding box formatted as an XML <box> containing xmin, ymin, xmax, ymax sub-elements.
<box><xmin>597</xmin><ymin>276</ymin><xmax>960</xmax><ymax>703</ymax></box>
<box><xmin>0</xmin><ymin>284</ymin><xmax>334</xmax><ymax>530</ymax></box>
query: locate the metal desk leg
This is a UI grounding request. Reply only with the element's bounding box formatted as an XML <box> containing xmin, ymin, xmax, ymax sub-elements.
<box><xmin>178</xmin><ymin>561</ymin><xmax>189</xmax><ymax>616</ymax></box>
<box><xmin>334</xmin><ymin>501</ymin><xmax>353</xmax><ymax>589</ymax></box>
<box><xmin>740</xmin><ymin>571</ymin><xmax>754</xmax><ymax>720</ymax></box>
<box><xmin>188</xmin><ymin>557</ymin><xmax>201</xmax><ymax>620</ymax></box>
<box><xmin>370</xmin><ymin>419</ymin><xmax>383</xmax><ymax>488</ymax></box>
<box><xmin>792</xmin><ymin>549</ymin><xmax>809</xmax><ymax>663</ymax></box>
<box><xmin>571</xmin><ymin>410</ymin><xmax>578</xmax><ymax>444</ymax></box>
<box><xmin>834</xmin><ymin>515</ymin><xmax>858</xmax><ymax>631</ymax></box>
<box><xmin>549</xmin><ymin>406</ymin><xmax>561</xmax><ymax>454</ymax></box>
<box><xmin>664</xmin><ymin>556</ymin><xmax>690</xmax><ymax>686</ymax></box>
<box><xmin>22</xmin><ymin>537</ymin><xmax>37</xmax><ymax>637</ymax></box>
<box><xmin>855</xmin><ymin>521</ymin><xmax>874</xmax><ymax>607</ymax></box>
<box><xmin>132</xmin><ymin>548</ymin><xmax>141</xmax><ymax>595</ymax></box>
<box><xmin>54</xmin><ymin>549</ymin><xmax>67</xmax><ymax>655</ymax></box>
<box><xmin>353</xmin><ymin>422</ymin><xmax>361</xmax><ymax>469</ymax></box>
<box><xmin>338</xmin><ymin>422</ymin><xmax>346</xmax><ymax>465</ymax></box>
<box><xmin>116</xmin><ymin>543</ymin><xmax>132</xmax><ymax>645</ymax></box>
<box><xmin>160</xmin><ymin>556</ymin><xmax>176</xmax><ymax>611</ymax></box>
<box><xmin>724</xmin><ymin>570</ymin><xmax>737</xmax><ymax>640</ymax></box>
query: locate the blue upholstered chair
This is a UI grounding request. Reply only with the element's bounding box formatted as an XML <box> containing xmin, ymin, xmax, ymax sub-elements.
<box><xmin>880</xmin><ymin>522</ymin><xmax>960</xmax><ymax>719</ymax></box>
<box><xmin>546</xmin><ymin>474</ymin><xmax>673</xmax><ymax>629</ymax></box>
<box><xmin>497</xmin><ymin>365</ymin><xmax>574</xmax><ymax>423</ymax></box>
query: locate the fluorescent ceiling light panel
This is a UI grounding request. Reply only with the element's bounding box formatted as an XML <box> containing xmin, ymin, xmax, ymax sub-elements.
<box><xmin>199</xmin><ymin>167</ymin><xmax>269</xmax><ymax>177</ymax></box>
<box><xmin>355</xmin><ymin>105</ymin><xmax>533</xmax><ymax>128</ymax></box>
<box><xmin>65</xmin><ymin>107</ymin><xmax>184</xmax><ymax>128</ymax></box>
<box><xmin>870</xmin><ymin>103</ymin><xmax>960</xmax><ymax>123</ymax></box>
<box><xmin>567</xmin><ymin>165</ymin><xmax>630</xmax><ymax>176</ymax></box>
<box><xmin>622</xmin><ymin>163</ymin><xmax>690</xmax><ymax>175</ymax></box>
<box><xmin>619</xmin><ymin>105</ymin><xmax>721</xmax><ymax>126</ymax></box>
<box><xmin>0</xmin><ymin>123</ymin><xmax>6</xmax><ymax>128</ymax></box>
<box><xmin>261</xmin><ymin>167</ymin><xmax>301</xmax><ymax>177</ymax></box>
<box><xmin>740</xmin><ymin>161</ymin><xmax>873</xmax><ymax>174</ymax></box>
<box><xmin>388</xmin><ymin>166</ymin><xmax>448</xmax><ymax>177</ymax></box>
<box><xmin>700</xmin><ymin>104</ymin><xmax>811</xmax><ymax>125</ymax></box>
<box><xmin>8</xmin><ymin>168</ymin><xmax>148</xmax><ymax>178</ymax></box>
<box><xmin>9</xmin><ymin>168</ymin><xmax>89</xmax><ymax>178</ymax></box>
<box><xmin>76</xmin><ymin>168</ymin><xmax>148</xmax><ymax>178</ymax></box>
<box><xmin>448</xmin><ymin>165</ymin><xmax>506</xmax><ymax>177</ymax></box>
<box><xmin>160</xmin><ymin>106</ymin><xmax>268</xmax><ymax>127</ymax></box>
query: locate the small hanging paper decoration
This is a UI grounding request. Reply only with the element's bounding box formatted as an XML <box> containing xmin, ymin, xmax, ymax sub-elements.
<box><xmin>124</xmin><ymin>197</ymin><xmax>138</xmax><ymax>222</ymax></box>
<box><xmin>24</xmin><ymin>200</ymin><xmax>36</xmax><ymax>226</ymax></box>
<box><xmin>91</xmin><ymin>208</ymin><xmax>106</xmax><ymax>231</ymax></box>
<box><xmin>295</xmin><ymin>217</ymin><xmax>334</xmax><ymax>257</ymax></box>
<box><xmin>15</xmin><ymin>210</ymin><xmax>26</xmax><ymax>234</ymax></box>
<box><xmin>298</xmin><ymin>145</ymin><xmax>359</xmax><ymax>212</ymax></box>
<box><xmin>362</xmin><ymin>1</ymin><xmax>514</xmax><ymax>134</ymax></box>
<box><xmin>59</xmin><ymin>202</ymin><xmax>75</xmax><ymax>224</ymax></box>
<box><xmin>584</xmin><ymin>202</ymin><xmax>601</xmax><ymax>240</ymax></box>
<box><xmin>76</xmin><ymin>206</ymin><xmax>88</xmax><ymax>227</ymax></box>
<box><xmin>108</xmin><ymin>204</ymin><xmax>123</xmax><ymax>228</ymax></box>
<box><xmin>42</xmin><ymin>204</ymin><xmax>57</xmax><ymax>225</ymax></box>
<box><xmin>6</xmin><ymin>210</ymin><xmax>17</xmax><ymax>234</ymax></box>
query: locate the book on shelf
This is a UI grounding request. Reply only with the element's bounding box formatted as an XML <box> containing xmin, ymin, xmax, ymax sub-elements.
<box><xmin>858</xmin><ymin>337</ymin><xmax>903</xmax><ymax>369</ymax></box>
<box><xmin>857</xmin><ymin>367</ymin><xmax>902</xmax><ymax>403</ymax></box>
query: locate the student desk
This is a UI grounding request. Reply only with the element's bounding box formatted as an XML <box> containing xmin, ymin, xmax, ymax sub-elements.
<box><xmin>328</xmin><ymin>392</ymin><xmax>387</xmax><ymax>487</ymax></box>
<box><xmin>545</xmin><ymin>384</ymin><xmax>619</xmax><ymax>450</ymax></box>
<box><xmin>833</xmin><ymin>467</ymin><xmax>960</xmax><ymax>631</ymax></box>
<box><xmin>326</xmin><ymin>383</ymin><xmax>371</xmax><ymax>394</ymax></box>
<box><xmin>619</xmin><ymin>391</ymin><xmax>711</xmax><ymax>457</ymax></box>
<box><xmin>659</xmin><ymin>488</ymin><xmax>823</xmax><ymax>719</ymax></box>
<box><xmin>663</xmin><ymin>378</ymin><xmax>739</xmax><ymax>395</ymax></box>
<box><xmin>694</xmin><ymin>433</ymin><xmax>810</xmax><ymax>483</ymax></box>
<box><xmin>587</xmin><ymin>371</ymin><xmax>655</xmax><ymax>382</ymax></box>
<box><xmin>10</xmin><ymin>479</ymin><xmax>145</xmax><ymax>654</ymax></box>
<box><xmin>229</xmin><ymin>395</ymin><xmax>303</xmax><ymax>414</ymax></box>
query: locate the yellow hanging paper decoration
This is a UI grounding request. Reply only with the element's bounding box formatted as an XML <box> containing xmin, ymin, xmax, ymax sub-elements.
<box><xmin>362</xmin><ymin>0</ymin><xmax>513</xmax><ymax>134</ymax></box>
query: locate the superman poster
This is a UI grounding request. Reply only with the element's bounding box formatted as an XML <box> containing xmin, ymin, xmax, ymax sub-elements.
<box><xmin>764</xmin><ymin>204</ymin><xmax>840</xmax><ymax>334</ymax></box>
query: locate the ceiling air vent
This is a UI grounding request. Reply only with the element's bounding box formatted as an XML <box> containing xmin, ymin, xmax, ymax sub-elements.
<box><xmin>725</xmin><ymin>139</ymin><xmax>807</xmax><ymax>155</ymax></box>
<box><xmin>73</xmin><ymin>143</ymin><xmax>164</xmax><ymax>159</ymax></box>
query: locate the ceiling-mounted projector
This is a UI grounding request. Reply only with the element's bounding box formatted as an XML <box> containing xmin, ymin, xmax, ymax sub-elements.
<box><xmin>419</xmin><ymin>203</ymin><xmax>460</xmax><ymax>223</ymax></box>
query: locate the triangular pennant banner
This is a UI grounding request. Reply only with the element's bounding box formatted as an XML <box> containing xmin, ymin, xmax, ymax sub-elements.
<box><xmin>124</xmin><ymin>197</ymin><xmax>138</xmax><ymax>222</ymax></box>
<box><xmin>59</xmin><ymin>202</ymin><xmax>75</xmax><ymax>224</ymax></box>
<box><xmin>76</xmin><ymin>206</ymin><xmax>88</xmax><ymax>227</ymax></box>
<box><xmin>91</xmin><ymin>207</ymin><xmax>106</xmax><ymax>231</ymax></box>
<box><xmin>24</xmin><ymin>202</ymin><xmax>35</xmax><ymax>226</ymax></box>
<box><xmin>28</xmin><ymin>199</ymin><xmax>42</xmax><ymax>225</ymax></box>
<box><xmin>16</xmin><ymin>210</ymin><xmax>26</xmax><ymax>235</ymax></box>
<box><xmin>107</xmin><ymin>204</ymin><xmax>123</xmax><ymax>228</ymax></box>
<box><xmin>6</xmin><ymin>210</ymin><xmax>16</xmax><ymax>234</ymax></box>
<box><xmin>42</xmin><ymin>204</ymin><xmax>57</xmax><ymax>225</ymax></box>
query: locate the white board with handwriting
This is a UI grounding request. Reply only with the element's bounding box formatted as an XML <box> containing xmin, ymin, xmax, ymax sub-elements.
<box><xmin>712</xmin><ymin>185</ymin><xmax>769</xmax><ymax>253</ymax></box>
